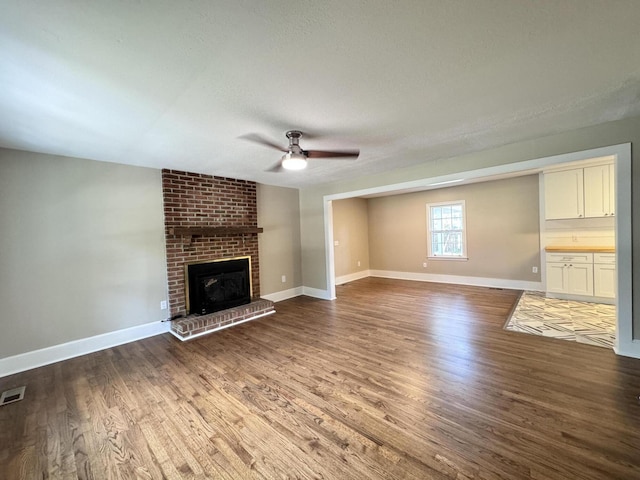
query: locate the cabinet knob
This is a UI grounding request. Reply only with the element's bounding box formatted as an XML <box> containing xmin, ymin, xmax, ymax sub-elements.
<box><xmin>579</xmin><ymin>214</ymin><xmax>583</xmax><ymax>217</ymax></box>
<box><xmin>604</xmin><ymin>213</ymin><xmax>609</xmax><ymax>216</ymax></box>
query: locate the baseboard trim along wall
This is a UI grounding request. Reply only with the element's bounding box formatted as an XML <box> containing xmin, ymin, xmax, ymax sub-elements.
<box><xmin>368</xmin><ymin>270</ymin><xmax>543</xmax><ymax>292</ymax></box>
<box><xmin>336</xmin><ymin>270</ymin><xmax>371</xmax><ymax>286</ymax></box>
<box><xmin>0</xmin><ymin>321</ymin><xmax>171</xmax><ymax>378</ymax></box>
<box><xmin>302</xmin><ymin>286</ymin><xmax>334</xmax><ymax>300</ymax></box>
<box><xmin>278</xmin><ymin>271</ymin><xmax>540</xmax><ymax>304</ymax></box>
<box><xmin>261</xmin><ymin>287</ymin><xmax>304</xmax><ymax>303</ymax></box>
<box><xmin>614</xmin><ymin>339</ymin><xmax>640</xmax><ymax>359</ymax></box>
<box><xmin>262</xmin><ymin>286</ymin><xmax>335</xmax><ymax>302</ymax></box>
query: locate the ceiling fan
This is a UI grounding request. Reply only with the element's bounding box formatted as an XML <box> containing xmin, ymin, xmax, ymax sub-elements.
<box><xmin>241</xmin><ymin>130</ymin><xmax>359</xmax><ymax>172</ymax></box>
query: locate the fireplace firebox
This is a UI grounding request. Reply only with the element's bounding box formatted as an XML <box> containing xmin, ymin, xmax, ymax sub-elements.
<box><xmin>185</xmin><ymin>257</ymin><xmax>252</xmax><ymax>315</ymax></box>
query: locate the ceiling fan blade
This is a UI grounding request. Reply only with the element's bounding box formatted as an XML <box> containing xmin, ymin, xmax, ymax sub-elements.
<box><xmin>239</xmin><ymin>133</ymin><xmax>286</xmax><ymax>152</ymax></box>
<box><xmin>266</xmin><ymin>162</ymin><xmax>284</xmax><ymax>173</ymax></box>
<box><xmin>305</xmin><ymin>149</ymin><xmax>360</xmax><ymax>159</ymax></box>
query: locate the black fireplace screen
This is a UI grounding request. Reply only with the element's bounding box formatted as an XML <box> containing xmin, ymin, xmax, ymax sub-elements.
<box><xmin>186</xmin><ymin>258</ymin><xmax>251</xmax><ymax>315</ymax></box>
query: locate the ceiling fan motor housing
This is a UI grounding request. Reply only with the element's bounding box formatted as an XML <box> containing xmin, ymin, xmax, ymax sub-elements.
<box><xmin>281</xmin><ymin>131</ymin><xmax>308</xmax><ymax>169</ymax></box>
<box><xmin>286</xmin><ymin>130</ymin><xmax>304</xmax><ymax>154</ymax></box>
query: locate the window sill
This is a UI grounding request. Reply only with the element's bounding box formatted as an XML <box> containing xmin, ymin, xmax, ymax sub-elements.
<box><xmin>427</xmin><ymin>256</ymin><xmax>469</xmax><ymax>261</ymax></box>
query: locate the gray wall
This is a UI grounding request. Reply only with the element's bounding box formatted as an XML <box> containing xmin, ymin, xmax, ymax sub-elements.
<box><xmin>332</xmin><ymin>198</ymin><xmax>370</xmax><ymax>278</ymax></box>
<box><xmin>367</xmin><ymin>175</ymin><xmax>541</xmax><ymax>281</ymax></box>
<box><xmin>257</xmin><ymin>184</ymin><xmax>302</xmax><ymax>295</ymax></box>
<box><xmin>0</xmin><ymin>148</ymin><xmax>168</xmax><ymax>358</ymax></box>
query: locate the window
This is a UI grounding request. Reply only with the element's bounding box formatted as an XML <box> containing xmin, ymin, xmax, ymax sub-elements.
<box><xmin>427</xmin><ymin>201</ymin><xmax>467</xmax><ymax>259</ymax></box>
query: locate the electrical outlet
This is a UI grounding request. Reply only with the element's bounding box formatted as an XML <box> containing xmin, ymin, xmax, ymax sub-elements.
<box><xmin>532</xmin><ymin>266</ymin><xmax>538</xmax><ymax>273</ymax></box>
<box><xmin>281</xmin><ymin>275</ymin><xmax>286</xmax><ymax>283</ymax></box>
<box><xmin>334</xmin><ymin>240</ymin><xmax>340</xmax><ymax>247</ymax></box>
<box><xmin>357</xmin><ymin>260</ymin><xmax>361</xmax><ymax>267</ymax></box>
<box><xmin>160</xmin><ymin>300</ymin><xmax>168</xmax><ymax>310</ymax></box>
<box><xmin>423</xmin><ymin>262</ymin><xmax>428</xmax><ymax>268</ymax></box>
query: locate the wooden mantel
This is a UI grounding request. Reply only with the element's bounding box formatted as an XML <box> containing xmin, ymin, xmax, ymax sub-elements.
<box><xmin>168</xmin><ymin>227</ymin><xmax>263</xmax><ymax>236</ymax></box>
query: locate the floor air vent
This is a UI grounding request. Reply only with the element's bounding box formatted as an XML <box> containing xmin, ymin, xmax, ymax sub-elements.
<box><xmin>0</xmin><ymin>386</ymin><xmax>26</xmax><ymax>406</ymax></box>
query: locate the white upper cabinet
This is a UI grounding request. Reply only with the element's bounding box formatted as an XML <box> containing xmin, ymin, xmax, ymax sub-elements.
<box><xmin>544</xmin><ymin>163</ymin><xmax>614</xmax><ymax>220</ymax></box>
<box><xmin>584</xmin><ymin>164</ymin><xmax>615</xmax><ymax>218</ymax></box>
<box><xmin>544</xmin><ymin>169</ymin><xmax>584</xmax><ymax>220</ymax></box>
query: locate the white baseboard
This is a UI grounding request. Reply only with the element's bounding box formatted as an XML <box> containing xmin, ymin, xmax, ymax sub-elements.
<box><xmin>261</xmin><ymin>287</ymin><xmax>304</xmax><ymax>303</ymax></box>
<box><xmin>369</xmin><ymin>270</ymin><xmax>543</xmax><ymax>291</ymax></box>
<box><xmin>302</xmin><ymin>286</ymin><xmax>333</xmax><ymax>300</ymax></box>
<box><xmin>614</xmin><ymin>339</ymin><xmax>640</xmax><ymax>359</ymax></box>
<box><xmin>264</xmin><ymin>286</ymin><xmax>333</xmax><ymax>301</ymax></box>
<box><xmin>0</xmin><ymin>321</ymin><xmax>171</xmax><ymax>378</ymax></box>
<box><xmin>546</xmin><ymin>292</ymin><xmax>615</xmax><ymax>305</ymax></box>
<box><xmin>336</xmin><ymin>270</ymin><xmax>371</xmax><ymax>286</ymax></box>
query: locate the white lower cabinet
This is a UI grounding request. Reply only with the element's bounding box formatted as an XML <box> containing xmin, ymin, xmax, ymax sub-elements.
<box><xmin>593</xmin><ymin>253</ymin><xmax>616</xmax><ymax>298</ymax></box>
<box><xmin>545</xmin><ymin>252</ymin><xmax>615</xmax><ymax>302</ymax></box>
<box><xmin>566</xmin><ymin>263</ymin><xmax>594</xmax><ymax>296</ymax></box>
<box><xmin>546</xmin><ymin>253</ymin><xmax>593</xmax><ymax>296</ymax></box>
<box><xmin>546</xmin><ymin>262</ymin><xmax>570</xmax><ymax>293</ymax></box>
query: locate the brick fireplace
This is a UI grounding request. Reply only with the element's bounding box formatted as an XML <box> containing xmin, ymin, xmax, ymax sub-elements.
<box><xmin>162</xmin><ymin>169</ymin><xmax>274</xmax><ymax>339</ymax></box>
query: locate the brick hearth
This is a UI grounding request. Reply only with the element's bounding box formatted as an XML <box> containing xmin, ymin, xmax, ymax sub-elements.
<box><xmin>170</xmin><ymin>299</ymin><xmax>275</xmax><ymax>340</ymax></box>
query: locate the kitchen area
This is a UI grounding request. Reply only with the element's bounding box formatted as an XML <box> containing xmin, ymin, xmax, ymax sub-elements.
<box><xmin>506</xmin><ymin>155</ymin><xmax>617</xmax><ymax>348</ymax></box>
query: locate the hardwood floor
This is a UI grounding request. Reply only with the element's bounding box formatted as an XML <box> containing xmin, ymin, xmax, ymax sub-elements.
<box><xmin>1</xmin><ymin>277</ymin><xmax>639</xmax><ymax>479</ymax></box>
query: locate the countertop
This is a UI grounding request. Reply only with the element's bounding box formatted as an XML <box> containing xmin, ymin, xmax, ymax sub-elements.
<box><xmin>545</xmin><ymin>246</ymin><xmax>615</xmax><ymax>253</ymax></box>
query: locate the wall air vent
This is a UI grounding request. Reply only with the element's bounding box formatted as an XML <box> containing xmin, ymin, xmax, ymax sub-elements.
<box><xmin>0</xmin><ymin>386</ymin><xmax>26</xmax><ymax>406</ymax></box>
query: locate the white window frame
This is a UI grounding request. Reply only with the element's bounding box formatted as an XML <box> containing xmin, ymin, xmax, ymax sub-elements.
<box><xmin>426</xmin><ymin>200</ymin><xmax>468</xmax><ymax>260</ymax></box>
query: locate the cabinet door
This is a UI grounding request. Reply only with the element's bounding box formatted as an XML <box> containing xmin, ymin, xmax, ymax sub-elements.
<box><xmin>594</xmin><ymin>263</ymin><xmax>616</xmax><ymax>298</ymax></box>
<box><xmin>567</xmin><ymin>263</ymin><xmax>594</xmax><ymax>296</ymax></box>
<box><xmin>546</xmin><ymin>262</ymin><xmax>568</xmax><ymax>293</ymax></box>
<box><xmin>584</xmin><ymin>164</ymin><xmax>611</xmax><ymax>218</ymax></box>
<box><xmin>544</xmin><ymin>169</ymin><xmax>584</xmax><ymax>219</ymax></box>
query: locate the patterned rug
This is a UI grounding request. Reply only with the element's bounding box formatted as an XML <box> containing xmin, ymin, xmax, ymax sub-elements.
<box><xmin>504</xmin><ymin>291</ymin><xmax>616</xmax><ymax>349</ymax></box>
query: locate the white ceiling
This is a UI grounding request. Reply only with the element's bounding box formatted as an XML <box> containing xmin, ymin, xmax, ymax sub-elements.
<box><xmin>2</xmin><ymin>1</ymin><xmax>640</xmax><ymax>188</ymax></box>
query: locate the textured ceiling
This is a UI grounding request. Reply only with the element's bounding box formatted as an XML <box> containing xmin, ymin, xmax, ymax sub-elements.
<box><xmin>2</xmin><ymin>1</ymin><xmax>640</xmax><ymax>188</ymax></box>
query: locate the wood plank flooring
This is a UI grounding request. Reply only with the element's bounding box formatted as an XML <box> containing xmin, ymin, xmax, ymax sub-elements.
<box><xmin>1</xmin><ymin>277</ymin><xmax>640</xmax><ymax>479</ymax></box>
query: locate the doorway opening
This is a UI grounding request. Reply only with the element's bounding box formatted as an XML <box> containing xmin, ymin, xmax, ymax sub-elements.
<box><xmin>324</xmin><ymin>143</ymin><xmax>633</xmax><ymax>357</ymax></box>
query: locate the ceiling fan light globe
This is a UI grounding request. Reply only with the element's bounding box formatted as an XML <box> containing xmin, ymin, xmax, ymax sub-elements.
<box><xmin>281</xmin><ymin>152</ymin><xmax>307</xmax><ymax>170</ymax></box>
